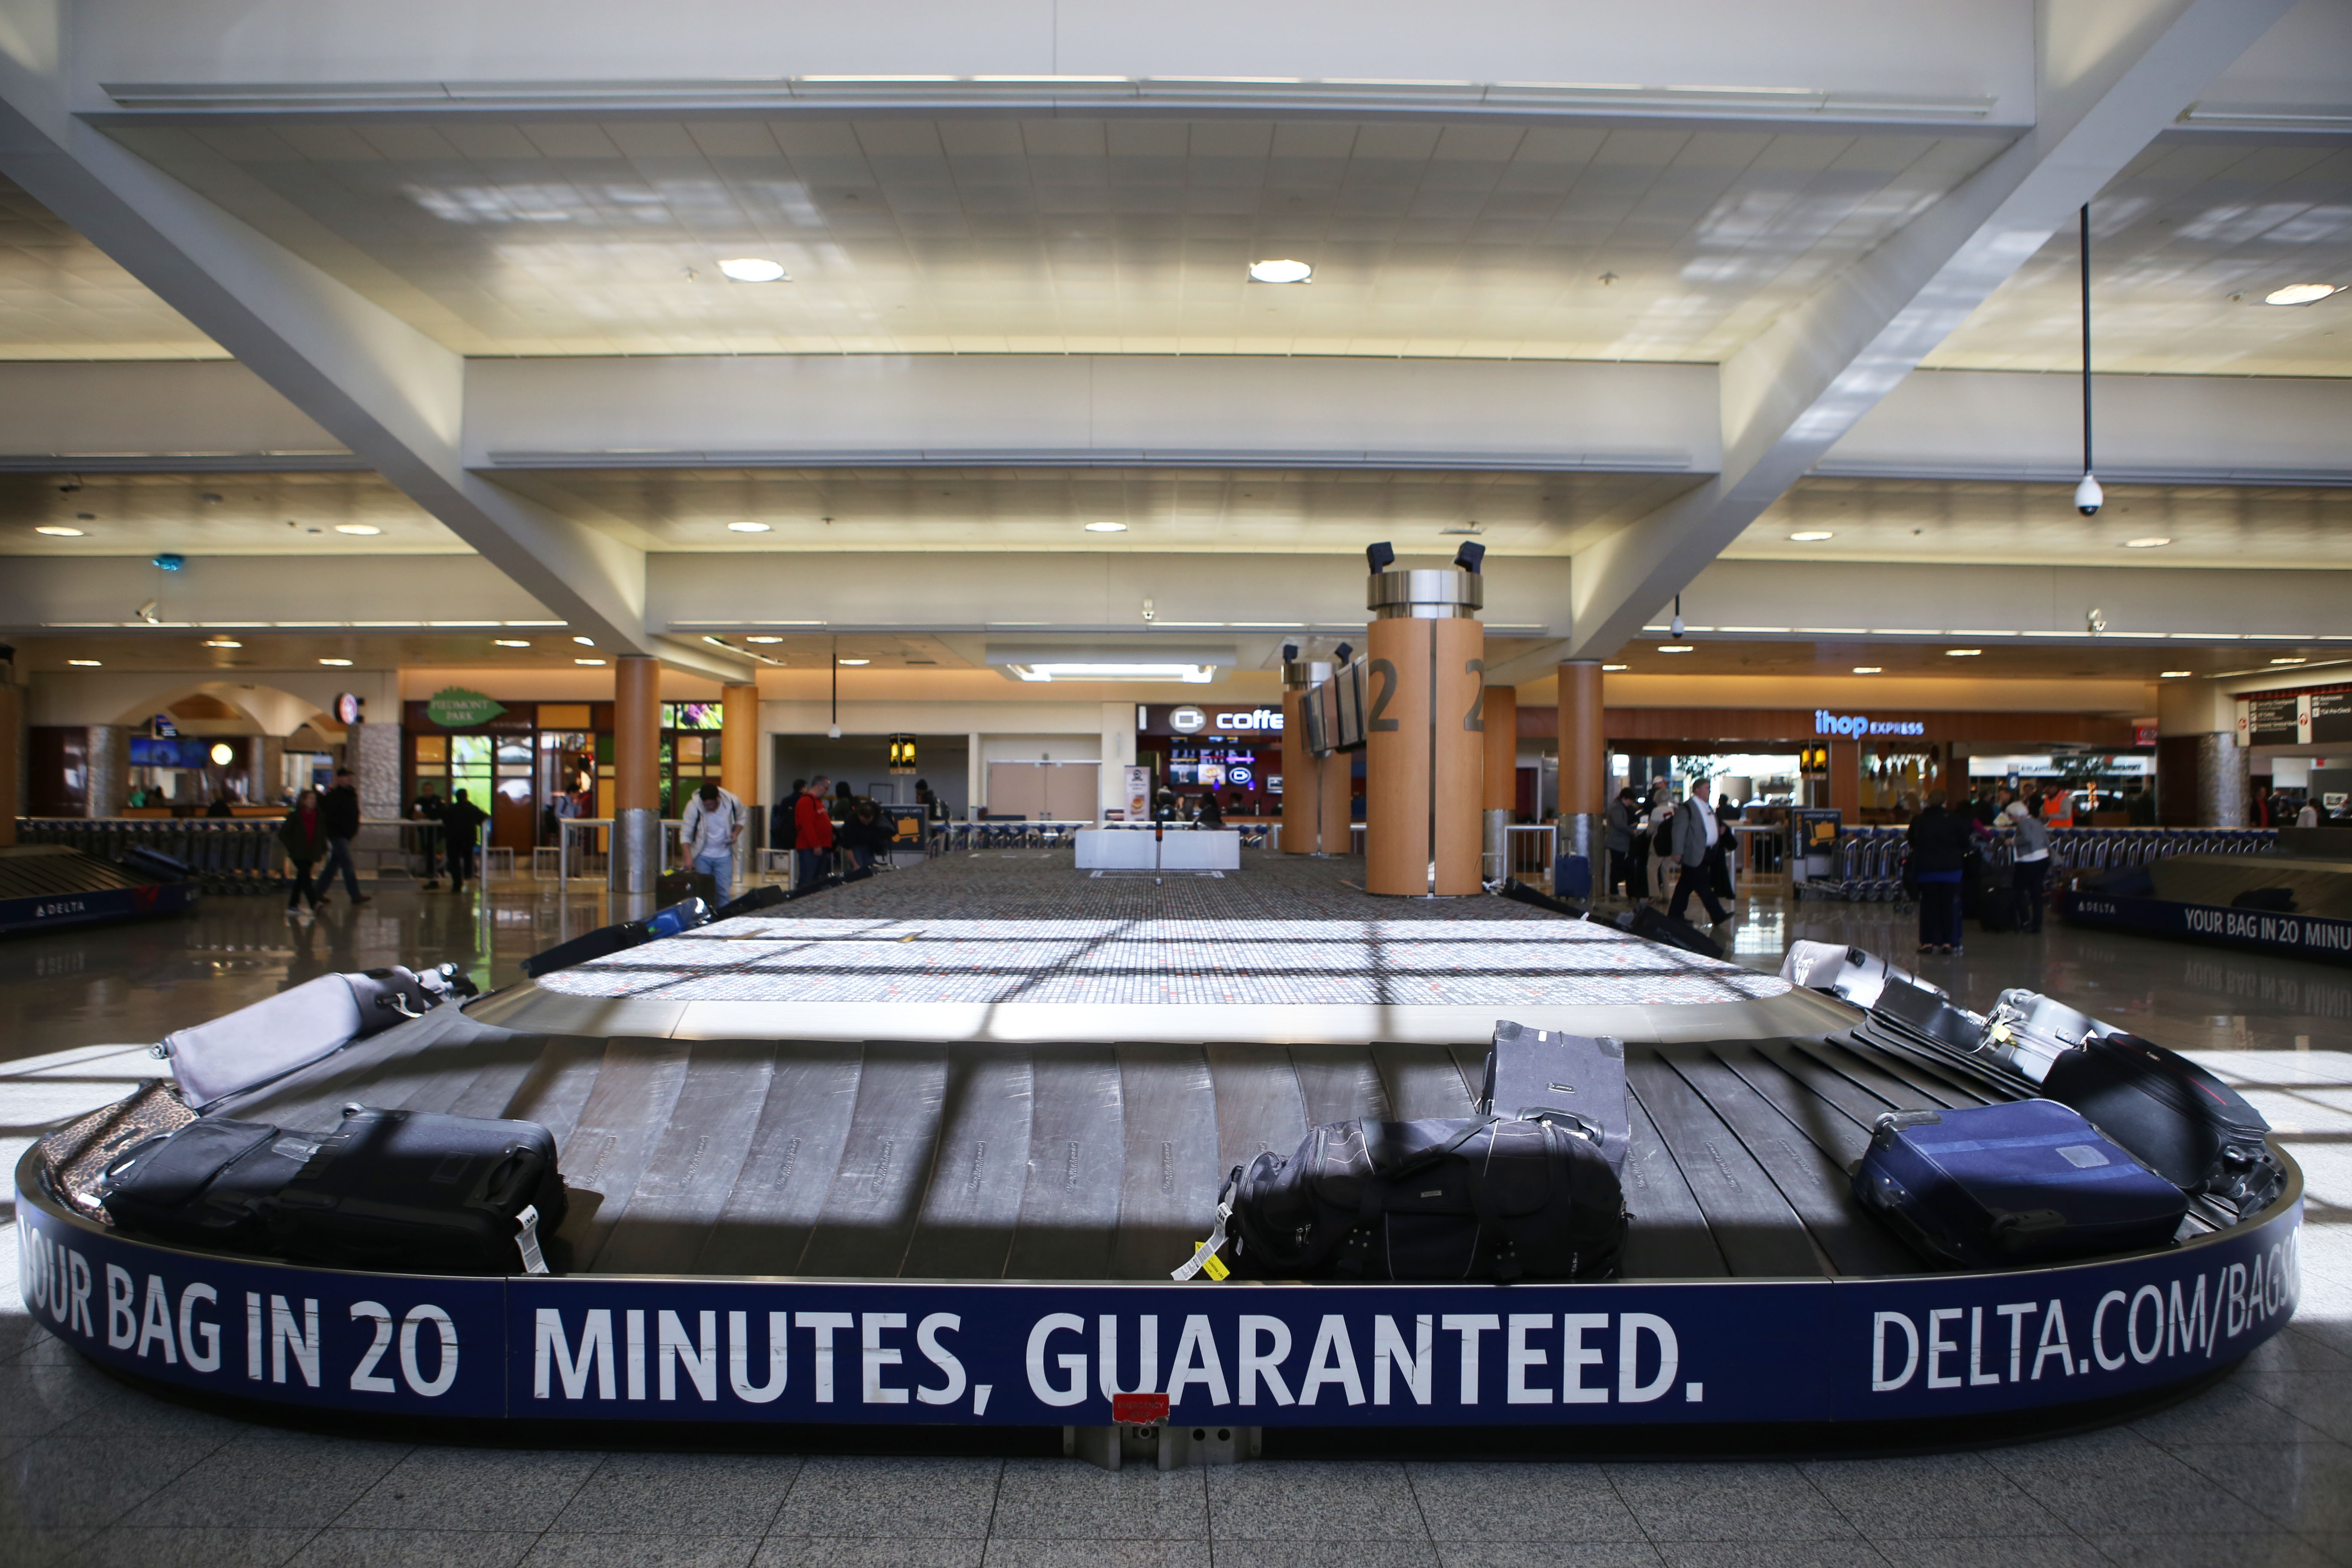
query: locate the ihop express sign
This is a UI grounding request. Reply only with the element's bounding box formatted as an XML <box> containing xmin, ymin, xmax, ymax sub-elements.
<box><xmin>1816</xmin><ymin>710</ymin><xmax>1926</xmax><ymax>738</ymax></box>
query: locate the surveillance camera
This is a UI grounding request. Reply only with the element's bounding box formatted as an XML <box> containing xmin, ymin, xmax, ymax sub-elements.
<box><xmin>58</xmin><ymin>479</ymin><xmax>80</xmax><ymax>494</ymax></box>
<box><xmin>1333</xmin><ymin>642</ymin><xmax>1354</xmax><ymax>665</ymax></box>
<box><xmin>1365</xmin><ymin>541</ymin><xmax>1396</xmax><ymax>573</ymax></box>
<box><xmin>1281</xmin><ymin>643</ymin><xmax>1298</xmax><ymax>663</ymax></box>
<box><xmin>1452</xmin><ymin>541</ymin><xmax>1485</xmax><ymax>574</ymax></box>
<box><xmin>2087</xmin><ymin>608</ymin><xmax>2107</xmax><ymax>635</ymax></box>
<box><xmin>2074</xmin><ymin>473</ymin><xmax>2103</xmax><ymax>517</ymax></box>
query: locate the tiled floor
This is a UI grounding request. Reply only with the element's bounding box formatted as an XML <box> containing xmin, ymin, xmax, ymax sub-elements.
<box><xmin>4</xmin><ymin>859</ymin><xmax>2350</xmax><ymax>1567</ymax></box>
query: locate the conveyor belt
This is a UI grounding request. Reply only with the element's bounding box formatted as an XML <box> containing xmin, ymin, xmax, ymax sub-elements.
<box><xmin>229</xmin><ymin>1025</ymin><xmax>2003</xmax><ymax>1282</ymax></box>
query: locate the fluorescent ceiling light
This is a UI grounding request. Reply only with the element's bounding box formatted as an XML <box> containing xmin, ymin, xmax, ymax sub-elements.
<box><xmin>727</xmin><ymin>521</ymin><xmax>772</xmax><ymax>533</ymax></box>
<box><xmin>1656</xmin><ymin>645</ymin><xmax>1693</xmax><ymax>653</ymax></box>
<box><xmin>318</xmin><ymin>657</ymin><xmax>352</xmax><ymax>666</ymax></box>
<box><xmin>34</xmin><ymin>525</ymin><xmax>83</xmax><ymax>536</ymax></box>
<box><xmin>1853</xmin><ymin>665</ymin><xmax>1883</xmax><ymax>674</ymax></box>
<box><xmin>2160</xmin><ymin>670</ymin><xmax>2193</xmax><ymax>678</ymax></box>
<box><xmin>1248</xmin><ymin>258</ymin><xmax>1313</xmax><ymax>284</ymax></box>
<box><xmin>494</xmin><ymin>638</ymin><xmax>531</xmax><ymax>647</ymax></box>
<box><xmin>1012</xmin><ymin>662</ymin><xmax>1216</xmax><ymax>683</ymax></box>
<box><xmin>67</xmin><ymin>658</ymin><xmax>100</xmax><ymax>666</ymax></box>
<box><xmin>2271</xmin><ymin>656</ymin><xmax>2307</xmax><ymax>665</ymax></box>
<box><xmin>573</xmin><ymin>635</ymin><xmax>596</xmax><ymax>646</ymax></box>
<box><xmin>1602</xmin><ymin>663</ymin><xmax>1628</xmax><ymax>671</ymax></box>
<box><xmin>576</xmin><ymin>657</ymin><xmax>606</xmax><ymax>666</ymax></box>
<box><xmin>2122</xmin><ymin>537</ymin><xmax>2171</xmax><ymax>549</ymax></box>
<box><xmin>1085</xmin><ymin>521</ymin><xmax>1127</xmax><ymax>533</ymax></box>
<box><xmin>746</xmin><ymin>635</ymin><xmax>784</xmax><ymax>644</ymax></box>
<box><xmin>2263</xmin><ymin>283</ymin><xmax>2340</xmax><ymax>306</ymax></box>
<box><xmin>1788</xmin><ymin>530</ymin><xmax>1834</xmax><ymax>542</ymax></box>
<box><xmin>717</xmin><ymin>257</ymin><xmax>787</xmax><ymax>282</ymax></box>
<box><xmin>837</xmin><ymin>657</ymin><xmax>870</xmax><ymax>666</ymax></box>
<box><xmin>1946</xmin><ymin>648</ymin><xmax>1982</xmax><ymax>657</ymax></box>
<box><xmin>204</xmin><ymin>637</ymin><xmax>242</xmax><ymax>649</ymax></box>
<box><xmin>334</xmin><ymin>524</ymin><xmax>381</xmax><ymax>536</ymax></box>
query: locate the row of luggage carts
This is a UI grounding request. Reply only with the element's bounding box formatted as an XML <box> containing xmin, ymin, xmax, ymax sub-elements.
<box><xmin>1794</xmin><ymin>825</ymin><xmax>2280</xmax><ymax>905</ymax></box>
<box><xmin>16</xmin><ymin>817</ymin><xmax>284</xmax><ymax>894</ymax></box>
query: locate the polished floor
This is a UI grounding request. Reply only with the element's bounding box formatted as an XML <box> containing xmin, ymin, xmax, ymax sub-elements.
<box><xmin>3</xmin><ymin>855</ymin><xmax>2349</xmax><ymax>1567</ymax></box>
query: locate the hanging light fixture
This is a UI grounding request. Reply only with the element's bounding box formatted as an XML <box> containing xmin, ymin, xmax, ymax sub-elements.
<box><xmin>2074</xmin><ymin>204</ymin><xmax>2103</xmax><ymax>517</ymax></box>
<box><xmin>888</xmin><ymin>734</ymin><xmax>917</xmax><ymax>775</ymax></box>
<box><xmin>828</xmin><ymin>637</ymin><xmax>842</xmax><ymax>739</ymax></box>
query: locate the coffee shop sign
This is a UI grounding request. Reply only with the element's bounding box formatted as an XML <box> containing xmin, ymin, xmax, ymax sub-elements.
<box><xmin>1816</xmin><ymin>710</ymin><xmax>1926</xmax><ymax>738</ymax></box>
<box><xmin>1164</xmin><ymin>705</ymin><xmax>1284</xmax><ymax>735</ymax></box>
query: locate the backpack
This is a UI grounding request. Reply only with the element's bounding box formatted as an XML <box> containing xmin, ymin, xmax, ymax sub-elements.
<box><xmin>1228</xmin><ymin>1116</ymin><xmax>1625</xmax><ymax>1283</ymax></box>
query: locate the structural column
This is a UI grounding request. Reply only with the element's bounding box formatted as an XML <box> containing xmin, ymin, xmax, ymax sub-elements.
<box><xmin>1480</xmin><ymin>684</ymin><xmax>1518</xmax><ymax>881</ymax></box>
<box><xmin>611</xmin><ymin>656</ymin><xmax>661</xmax><ymax>895</ymax></box>
<box><xmin>720</xmin><ymin>681</ymin><xmax>759</xmax><ymax>885</ymax></box>
<box><xmin>0</xmin><ymin>658</ymin><xmax>19</xmax><ymax>845</ymax></box>
<box><xmin>85</xmin><ymin>724</ymin><xmax>128</xmax><ymax>818</ymax></box>
<box><xmin>1556</xmin><ymin>662</ymin><xmax>1605</xmax><ymax>896</ymax></box>
<box><xmin>1365</xmin><ymin>563</ymin><xmax>1485</xmax><ymax>896</ymax></box>
<box><xmin>1280</xmin><ymin>655</ymin><xmax>1323</xmax><ymax>854</ymax></box>
<box><xmin>1828</xmin><ymin>739</ymin><xmax>1862</xmax><ymax>821</ymax></box>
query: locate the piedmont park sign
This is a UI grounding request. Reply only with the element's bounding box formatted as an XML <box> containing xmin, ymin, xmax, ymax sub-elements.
<box><xmin>425</xmin><ymin>688</ymin><xmax>508</xmax><ymax>728</ymax></box>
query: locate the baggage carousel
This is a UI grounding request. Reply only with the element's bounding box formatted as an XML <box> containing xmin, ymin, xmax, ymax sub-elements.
<box><xmin>2064</xmin><ymin>830</ymin><xmax>2352</xmax><ymax>967</ymax></box>
<box><xmin>16</xmin><ymin>853</ymin><xmax>2302</xmax><ymax>1452</ymax></box>
<box><xmin>0</xmin><ymin>842</ymin><xmax>200</xmax><ymax>936</ymax></box>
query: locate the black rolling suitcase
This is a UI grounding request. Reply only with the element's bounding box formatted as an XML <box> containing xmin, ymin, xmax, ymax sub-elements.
<box><xmin>1614</xmin><ymin>904</ymin><xmax>1725</xmax><ymax>959</ymax></box>
<box><xmin>714</xmin><ymin>882</ymin><xmax>789</xmax><ymax>920</ymax></box>
<box><xmin>1851</xmin><ymin>1099</ymin><xmax>2187</xmax><ymax>1268</ymax></box>
<box><xmin>1228</xmin><ymin>1116</ymin><xmax>1624</xmax><ymax>1282</ymax></box>
<box><xmin>2041</xmin><ymin>1034</ymin><xmax>2287</xmax><ymax>1210</ymax></box>
<box><xmin>1975</xmin><ymin>861</ymin><xmax>2020</xmax><ymax>933</ymax></box>
<box><xmin>1480</xmin><ymin>1020</ymin><xmax>1629</xmax><ymax>1170</ymax></box>
<box><xmin>103</xmin><ymin>1106</ymin><xmax>564</xmax><ymax>1275</ymax></box>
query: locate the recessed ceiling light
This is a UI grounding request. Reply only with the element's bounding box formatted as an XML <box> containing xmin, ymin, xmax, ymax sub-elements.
<box><xmin>1945</xmin><ymin>648</ymin><xmax>1982</xmax><ymax>657</ymax></box>
<box><xmin>1788</xmin><ymin>530</ymin><xmax>1834</xmax><ymax>542</ymax></box>
<box><xmin>318</xmin><ymin>657</ymin><xmax>353</xmax><ymax>667</ymax></box>
<box><xmin>1084</xmin><ymin>521</ymin><xmax>1128</xmax><ymax>533</ymax></box>
<box><xmin>1853</xmin><ymin>665</ymin><xmax>1883</xmax><ymax>674</ymax></box>
<box><xmin>1602</xmin><ymin>663</ymin><xmax>1629</xmax><ymax>671</ymax></box>
<box><xmin>717</xmin><ymin>257</ymin><xmax>787</xmax><ymax>282</ymax></box>
<box><xmin>35</xmin><ymin>524</ymin><xmax>85</xmax><ymax>536</ymax></box>
<box><xmin>2160</xmin><ymin>670</ymin><xmax>2193</xmax><ymax>678</ymax></box>
<box><xmin>2122</xmin><ymin>537</ymin><xmax>2171</xmax><ymax>549</ymax></box>
<box><xmin>1657</xmin><ymin>645</ymin><xmax>1694</xmax><ymax>654</ymax></box>
<box><xmin>2270</xmin><ymin>656</ymin><xmax>2307</xmax><ymax>665</ymax></box>
<box><xmin>494</xmin><ymin>638</ymin><xmax>531</xmax><ymax>648</ymax></box>
<box><xmin>67</xmin><ymin>658</ymin><xmax>100</xmax><ymax>666</ymax></box>
<box><xmin>576</xmin><ymin>657</ymin><xmax>606</xmax><ymax>665</ymax></box>
<box><xmin>745</xmin><ymin>635</ymin><xmax>784</xmax><ymax>644</ymax></box>
<box><xmin>2264</xmin><ymin>283</ymin><xmax>2340</xmax><ymax>306</ymax></box>
<box><xmin>573</xmin><ymin>635</ymin><xmax>596</xmax><ymax>646</ymax></box>
<box><xmin>203</xmin><ymin>637</ymin><xmax>242</xmax><ymax>649</ymax></box>
<box><xmin>1247</xmin><ymin>258</ymin><xmax>1313</xmax><ymax>284</ymax></box>
<box><xmin>727</xmin><ymin>521</ymin><xmax>772</xmax><ymax>533</ymax></box>
<box><xmin>334</xmin><ymin>524</ymin><xmax>382</xmax><ymax>536</ymax></box>
<box><xmin>837</xmin><ymin>657</ymin><xmax>870</xmax><ymax>666</ymax></box>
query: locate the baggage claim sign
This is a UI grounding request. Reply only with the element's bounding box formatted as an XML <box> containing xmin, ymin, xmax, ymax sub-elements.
<box><xmin>15</xmin><ymin>1168</ymin><xmax>2301</xmax><ymax>1428</ymax></box>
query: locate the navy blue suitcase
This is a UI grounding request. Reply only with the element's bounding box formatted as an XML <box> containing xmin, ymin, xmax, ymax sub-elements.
<box><xmin>1851</xmin><ymin>1099</ymin><xmax>2186</xmax><ymax>1269</ymax></box>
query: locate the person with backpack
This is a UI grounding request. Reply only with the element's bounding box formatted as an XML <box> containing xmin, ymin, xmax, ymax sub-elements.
<box><xmin>442</xmin><ymin>788</ymin><xmax>490</xmax><ymax>893</ymax></box>
<box><xmin>795</xmin><ymin>774</ymin><xmax>836</xmax><ymax>889</ymax></box>
<box><xmin>319</xmin><ymin>766</ymin><xmax>371</xmax><ymax>906</ymax></box>
<box><xmin>680</xmin><ymin>781</ymin><xmax>745</xmax><ymax>904</ymax></box>
<box><xmin>2005</xmin><ymin>796</ymin><xmax>2052</xmax><ymax>934</ymax></box>
<box><xmin>772</xmin><ymin>778</ymin><xmax>803</xmax><ymax>860</ymax></box>
<box><xmin>1603</xmin><ymin>785</ymin><xmax>1638</xmax><ymax>900</ymax></box>
<box><xmin>1906</xmin><ymin>790</ymin><xmax>1979</xmax><ymax>955</ymax></box>
<box><xmin>278</xmin><ymin>788</ymin><xmax>329</xmax><ymax>918</ymax></box>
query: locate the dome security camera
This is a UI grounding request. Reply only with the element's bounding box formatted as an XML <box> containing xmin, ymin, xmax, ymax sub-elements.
<box><xmin>2074</xmin><ymin>473</ymin><xmax>2104</xmax><ymax>516</ymax></box>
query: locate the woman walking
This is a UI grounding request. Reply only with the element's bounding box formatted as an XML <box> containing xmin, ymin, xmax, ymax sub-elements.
<box><xmin>279</xmin><ymin>787</ymin><xmax>328</xmax><ymax>917</ymax></box>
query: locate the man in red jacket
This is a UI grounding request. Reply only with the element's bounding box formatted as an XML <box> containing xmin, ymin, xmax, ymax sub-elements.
<box><xmin>794</xmin><ymin>774</ymin><xmax>836</xmax><ymax>889</ymax></box>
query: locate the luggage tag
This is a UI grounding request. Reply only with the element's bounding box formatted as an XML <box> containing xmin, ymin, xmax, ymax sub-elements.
<box><xmin>1173</xmin><ymin>1167</ymin><xmax>1242</xmax><ymax>1281</ymax></box>
<box><xmin>515</xmin><ymin>1204</ymin><xmax>550</xmax><ymax>1276</ymax></box>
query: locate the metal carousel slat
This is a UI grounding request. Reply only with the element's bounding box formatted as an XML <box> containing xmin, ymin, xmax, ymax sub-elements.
<box><xmin>1290</xmin><ymin>1042</ymin><xmax>1393</xmax><ymax>1128</ymax></box>
<box><xmin>1615</xmin><ymin>1090</ymin><xmax>1732</xmax><ymax>1280</ymax></box>
<box><xmin>900</xmin><ymin>1046</ymin><xmax>1038</xmax><ymax>1279</ymax></box>
<box><xmin>1371</xmin><ymin>1040</ymin><xmax>1481</xmax><ymax>1122</ymax></box>
<box><xmin>551</xmin><ymin>1037</ymin><xmax>694</xmax><ymax>1271</ymax></box>
<box><xmin>795</xmin><ymin>1041</ymin><xmax>950</xmax><ymax>1278</ymax></box>
<box><xmin>1003</xmin><ymin>1043</ymin><xmax>1124</xmax><ymax>1281</ymax></box>
<box><xmin>592</xmin><ymin>1039</ymin><xmax>778</xmax><ymax>1276</ymax></box>
<box><xmin>1626</xmin><ymin>1050</ymin><xmax>1825</xmax><ymax>1279</ymax></box>
<box><xmin>1205</xmin><ymin>1043</ymin><xmax>1310</xmax><ymax>1184</ymax></box>
<box><xmin>1109</xmin><ymin>1042</ymin><xmax>1222</xmax><ymax>1281</ymax></box>
<box><xmin>691</xmin><ymin>1042</ymin><xmax>864</xmax><ymax>1277</ymax></box>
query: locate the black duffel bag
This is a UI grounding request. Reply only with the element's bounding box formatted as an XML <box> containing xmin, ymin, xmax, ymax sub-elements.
<box><xmin>102</xmin><ymin>1106</ymin><xmax>565</xmax><ymax>1275</ymax></box>
<box><xmin>1228</xmin><ymin>1116</ymin><xmax>1625</xmax><ymax>1283</ymax></box>
<box><xmin>2041</xmin><ymin>1032</ymin><xmax>2288</xmax><ymax>1212</ymax></box>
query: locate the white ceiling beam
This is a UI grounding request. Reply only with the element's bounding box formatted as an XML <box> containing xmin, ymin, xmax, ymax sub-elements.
<box><xmin>468</xmin><ymin>355</ymin><xmax>1719</xmax><ymax>478</ymax></box>
<box><xmin>0</xmin><ymin>554</ymin><xmax>558</xmax><ymax>634</ymax></box>
<box><xmin>1522</xmin><ymin>0</ymin><xmax>2301</xmax><ymax>680</ymax></box>
<box><xmin>0</xmin><ymin>34</ymin><xmax>747</xmax><ymax>684</ymax></box>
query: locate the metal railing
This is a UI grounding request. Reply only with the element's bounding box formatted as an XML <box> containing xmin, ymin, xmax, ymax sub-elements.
<box><xmin>1502</xmin><ymin>824</ymin><xmax>1556</xmax><ymax>885</ymax></box>
<box><xmin>1789</xmin><ymin>823</ymin><xmax>2281</xmax><ymax>904</ymax></box>
<box><xmin>16</xmin><ymin>816</ymin><xmax>283</xmax><ymax>893</ymax></box>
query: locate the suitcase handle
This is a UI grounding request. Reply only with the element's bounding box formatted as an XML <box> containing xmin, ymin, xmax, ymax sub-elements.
<box><xmin>479</xmin><ymin>1149</ymin><xmax>545</xmax><ymax>1212</ymax></box>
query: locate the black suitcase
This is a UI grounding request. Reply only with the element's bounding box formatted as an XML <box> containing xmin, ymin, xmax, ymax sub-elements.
<box><xmin>1615</xmin><ymin>904</ymin><xmax>1725</xmax><ymax>960</ymax></box>
<box><xmin>714</xmin><ymin>882</ymin><xmax>790</xmax><ymax>920</ymax></box>
<box><xmin>657</xmin><ymin>868</ymin><xmax>719</xmax><ymax>907</ymax></box>
<box><xmin>1229</xmin><ymin>1117</ymin><xmax>1624</xmax><ymax>1282</ymax></box>
<box><xmin>521</xmin><ymin>919</ymin><xmax>647</xmax><ymax>978</ymax></box>
<box><xmin>103</xmin><ymin>1106</ymin><xmax>565</xmax><ymax>1275</ymax></box>
<box><xmin>1975</xmin><ymin>862</ymin><xmax>2020</xmax><ymax>933</ymax></box>
<box><xmin>2041</xmin><ymin>1034</ymin><xmax>2287</xmax><ymax>1210</ymax></box>
<box><xmin>1480</xmin><ymin>1020</ymin><xmax>1629</xmax><ymax>1170</ymax></box>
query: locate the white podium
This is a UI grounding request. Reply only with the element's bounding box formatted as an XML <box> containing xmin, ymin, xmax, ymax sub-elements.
<box><xmin>1073</xmin><ymin>828</ymin><xmax>1240</xmax><ymax>871</ymax></box>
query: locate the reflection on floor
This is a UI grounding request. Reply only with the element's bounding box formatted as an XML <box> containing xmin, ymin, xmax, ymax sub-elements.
<box><xmin>3</xmin><ymin>854</ymin><xmax>2349</xmax><ymax>1563</ymax></box>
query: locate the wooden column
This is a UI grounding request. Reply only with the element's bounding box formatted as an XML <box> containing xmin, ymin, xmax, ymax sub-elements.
<box><xmin>1280</xmin><ymin>677</ymin><xmax>1314</xmax><ymax>854</ymax></box>
<box><xmin>1557</xmin><ymin>661</ymin><xmax>1605</xmax><ymax>819</ymax></box>
<box><xmin>1364</xmin><ymin>566</ymin><xmax>1485</xmax><ymax>897</ymax></box>
<box><xmin>1828</xmin><ymin>737</ymin><xmax>1862</xmax><ymax>821</ymax></box>
<box><xmin>0</xmin><ymin>677</ymin><xmax>17</xmax><ymax>845</ymax></box>
<box><xmin>611</xmin><ymin>655</ymin><xmax>660</xmax><ymax>894</ymax></box>
<box><xmin>720</xmin><ymin>681</ymin><xmax>758</xmax><ymax>806</ymax></box>
<box><xmin>1481</xmin><ymin>685</ymin><xmax>1518</xmax><ymax>812</ymax></box>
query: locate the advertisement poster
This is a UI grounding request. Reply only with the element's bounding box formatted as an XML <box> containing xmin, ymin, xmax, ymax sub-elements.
<box><xmin>1124</xmin><ymin>766</ymin><xmax>1151</xmax><ymax>820</ymax></box>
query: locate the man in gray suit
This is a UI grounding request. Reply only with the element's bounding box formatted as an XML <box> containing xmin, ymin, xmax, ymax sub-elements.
<box><xmin>1666</xmin><ymin>777</ymin><xmax>1731</xmax><ymax>926</ymax></box>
